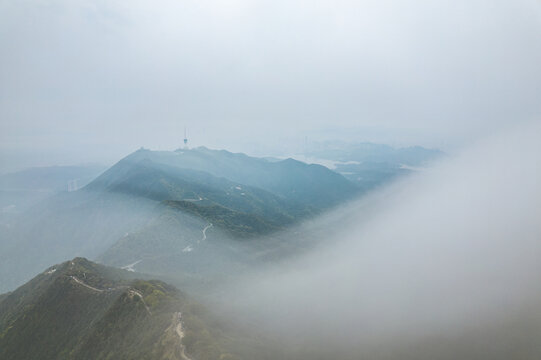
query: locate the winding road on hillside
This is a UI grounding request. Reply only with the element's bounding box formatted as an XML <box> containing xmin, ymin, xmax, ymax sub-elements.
<box><xmin>198</xmin><ymin>223</ymin><xmax>213</xmax><ymax>244</ymax></box>
<box><xmin>121</xmin><ymin>260</ymin><xmax>142</xmax><ymax>272</ymax></box>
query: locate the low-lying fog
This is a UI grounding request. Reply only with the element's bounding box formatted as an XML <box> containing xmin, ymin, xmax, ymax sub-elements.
<box><xmin>219</xmin><ymin>121</ymin><xmax>541</xmax><ymax>359</ymax></box>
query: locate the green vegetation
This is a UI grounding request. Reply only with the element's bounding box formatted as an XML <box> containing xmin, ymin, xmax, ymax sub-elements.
<box><xmin>88</xmin><ymin>157</ymin><xmax>318</xmax><ymax>226</ymax></box>
<box><xmin>165</xmin><ymin>200</ymin><xmax>279</xmax><ymax>238</ymax></box>
<box><xmin>113</xmin><ymin>147</ymin><xmax>358</xmax><ymax>208</ymax></box>
<box><xmin>93</xmin><ymin>150</ymin><xmax>354</xmax><ymax>279</ymax></box>
<box><xmin>0</xmin><ymin>258</ymin><xmax>244</xmax><ymax>360</ymax></box>
<box><xmin>0</xmin><ymin>147</ymin><xmax>359</xmax><ymax>295</ymax></box>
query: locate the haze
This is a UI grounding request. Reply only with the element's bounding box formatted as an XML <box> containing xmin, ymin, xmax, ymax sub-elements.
<box><xmin>220</xmin><ymin>122</ymin><xmax>541</xmax><ymax>359</ymax></box>
<box><xmin>1</xmin><ymin>0</ymin><xmax>541</xmax><ymax>171</ymax></box>
<box><xmin>1</xmin><ymin>1</ymin><xmax>541</xmax><ymax>359</ymax></box>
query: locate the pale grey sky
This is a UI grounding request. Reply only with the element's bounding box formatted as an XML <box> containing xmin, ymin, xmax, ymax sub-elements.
<box><xmin>1</xmin><ymin>0</ymin><xmax>540</xmax><ymax>171</ymax></box>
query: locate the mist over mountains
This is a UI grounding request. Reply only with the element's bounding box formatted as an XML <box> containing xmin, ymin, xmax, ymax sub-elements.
<box><xmin>0</xmin><ymin>257</ymin><xmax>231</xmax><ymax>360</ymax></box>
<box><xmin>218</xmin><ymin>122</ymin><xmax>541</xmax><ymax>359</ymax></box>
<box><xmin>1</xmin><ymin>0</ymin><xmax>540</xmax><ymax>358</ymax></box>
<box><xmin>0</xmin><ymin>143</ymin><xmax>438</xmax><ymax>295</ymax></box>
<box><xmin>0</xmin><ymin>140</ymin><xmax>450</xmax><ymax>359</ymax></box>
<box><xmin>1</xmin><ymin>123</ymin><xmax>540</xmax><ymax>359</ymax></box>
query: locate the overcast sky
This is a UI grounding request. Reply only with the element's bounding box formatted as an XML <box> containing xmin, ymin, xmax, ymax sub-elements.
<box><xmin>1</xmin><ymin>0</ymin><xmax>540</xmax><ymax>171</ymax></box>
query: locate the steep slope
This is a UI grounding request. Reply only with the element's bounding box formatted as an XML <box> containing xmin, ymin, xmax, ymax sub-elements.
<box><xmin>91</xmin><ymin>155</ymin><xmax>344</xmax><ymax>274</ymax></box>
<box><xmin>87</xmin><ymin>157</ymin><xmax>312</xmax><ymax>226</ymax></box>
<box><xmin>165</xmin><ymin>200</ymin><xmax>278</xmax><ymax>238</ymax></box>
<box><xmin>97</xmin><ymin>201</ymin><xmax>280</xmax><ymax>295</ymax></box>
<box><xmin>0</xmin><ymin>258</ymin><xmax>232</xmax><ymax>360</ymax></box>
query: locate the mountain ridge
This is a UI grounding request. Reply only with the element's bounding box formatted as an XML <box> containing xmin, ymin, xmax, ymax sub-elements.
<box><xmin>0</xmin><ymin>257</ymin><xmax>235</xmax><ymax>360</ymax></box>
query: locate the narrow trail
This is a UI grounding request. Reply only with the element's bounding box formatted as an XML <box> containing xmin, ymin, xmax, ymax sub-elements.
<box><xmin>68</xmin><ymin>276</ymin><xmax>151</xmax><ymax>315</ymax></box>
<box><xmin>197</xmin><ymin>223</ymin><xmax>213</xmax><ymax>244</ymax></box>
<box><xmin>128</xmin><ymin>288</ymin><xmax>152</xmax><ymax>315</ymax></box>
<box><xmin>172</xmin><ymin>312</ymin><xmax>193</xmax><ymax>360</ymax></box>
<box><xmin>69</xmin><ymin>276</ymin><xmax>105</xmax><ymax>293</ymax></box>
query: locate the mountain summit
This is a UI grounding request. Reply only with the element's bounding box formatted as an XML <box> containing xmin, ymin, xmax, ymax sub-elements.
<box><xmin>0</xmin><ymin>258</ymin><xmax>228</xmax><ymax>360</ymax></box>
<box><xmin>89</xmin><ymin>147</ymin><xmax>358</xmax><ymax>208</ymax></box>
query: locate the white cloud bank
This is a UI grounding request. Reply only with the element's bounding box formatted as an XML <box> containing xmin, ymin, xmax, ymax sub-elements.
<box><xmin>224</xmin><ymin>121</ymin><xmax>541</xmax><ymax>358</ymax></box>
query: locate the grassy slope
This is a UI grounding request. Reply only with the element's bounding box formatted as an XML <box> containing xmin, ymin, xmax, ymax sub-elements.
<box><xmin>0</xmin><ymin>258</ymin><xmax>242</xmax><ymax>360</ymax></box>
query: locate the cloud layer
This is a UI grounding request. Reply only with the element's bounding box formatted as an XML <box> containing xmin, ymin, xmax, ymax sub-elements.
<box><xmin>223</xmin><ymin>121</ymin><xmax>541</xmax><ymax>357</ymax></box>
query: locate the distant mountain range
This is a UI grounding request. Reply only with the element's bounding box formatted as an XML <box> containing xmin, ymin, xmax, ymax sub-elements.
<box><xmin>0</xmin><ymin>147</ymin><xmax>357</xmax><ymax>294</ymax></box>
<box><xmin>0</xmin><ymin>143</ymin><xmax>447</xmax><ymax>360</ymax></box>
<box><xmin>0</xmin><ymin>144</ymin><xmax>440</xmax><ymax>294</ymax></box>
<box><xmin>87</xmin><ymin>147</ymin><xmax>359</xmax><ymax>289</ymax></box>
<box><xmin>305</xmin><ymin>141</ymin><xmax>443</xmax><ymax>165</ymax></box>
<box><xmin>302</xmin><ymin>142</ymin><xmax>443</xmax><ymax>189</ymax></box>
<box><xmin>105</xmin><ymin>147</ymin><xmax>358</xmax><ymax>208</ymax></box>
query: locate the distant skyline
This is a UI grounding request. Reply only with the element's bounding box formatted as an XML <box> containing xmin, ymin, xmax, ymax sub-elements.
<box><xmin>1</xmin><ymin>0</ymin><xmax>540</xmax><ymax>172</ymax></box>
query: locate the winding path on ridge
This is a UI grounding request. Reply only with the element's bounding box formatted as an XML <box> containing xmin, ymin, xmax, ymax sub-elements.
<box><xmin>67</xmin><ymin>275</ymin><xmax>151</xmax><ymax>315</ymax></box>
<box><xmin>69</xmin><ymin>276</ymin><xmax>105</xmax><ymax>293</ymax></box>
<box><xmin>173</xmin><ymin>312</ymin><xmax>193</xmax><ymax>360</ymax></box>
